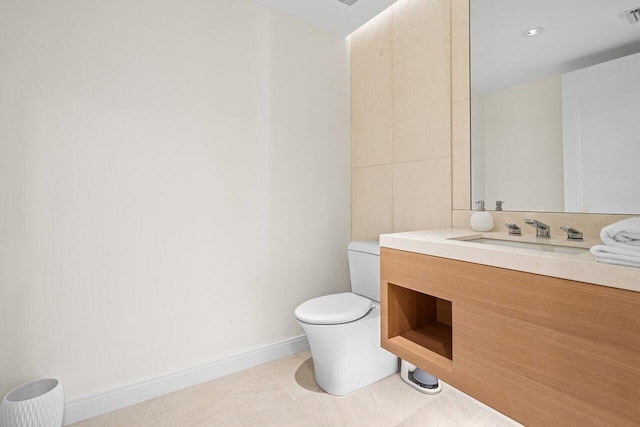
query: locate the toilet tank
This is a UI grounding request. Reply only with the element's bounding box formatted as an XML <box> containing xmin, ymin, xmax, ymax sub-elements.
<box><xmin>348</xmin><ymin>241</ymin><xmax>381</xmax><ymax>302</ymax></box>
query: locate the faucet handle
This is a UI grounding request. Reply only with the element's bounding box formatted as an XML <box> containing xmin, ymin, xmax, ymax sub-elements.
<box><xmin>505</xmin><ymin>223</ymin><xmax>521</xmax><ymax>235</ymax></box>
<box><xmin>560</xmin><ymin>226</ymin><xmax>583</xmax><ymax>241</ymax></box>
<box><xmin>524</xmin><ymin>219</ymin><xmax>551</xmax><ymax>238</ymax></box>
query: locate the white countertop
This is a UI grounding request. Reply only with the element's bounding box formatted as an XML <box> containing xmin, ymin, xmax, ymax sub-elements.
<box><xmin>380</xmin><ymin>228</ymin><xmax>640</xmax><ymax>293</ymax></box>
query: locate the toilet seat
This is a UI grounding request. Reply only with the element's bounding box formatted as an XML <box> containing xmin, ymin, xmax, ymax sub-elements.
<box><xmin>295</xmin><ymin>292</ymin><xmax>372</xmax><ymax>325</ymax></box>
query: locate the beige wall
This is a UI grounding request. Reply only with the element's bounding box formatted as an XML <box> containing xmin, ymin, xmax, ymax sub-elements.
<box><xmin>351</xmin><ymin>0</ymin><xmax>453</xmax><ymax>241</ymax></box>
<box><xmin>451</xmin><ymin>0</ymin><xmax>470</xmax><ymax>210</ymax></box>
<box><xmin>0</xmin><ymin>0</ymin><xmax>351</xmax><ymax>399</ymax></box>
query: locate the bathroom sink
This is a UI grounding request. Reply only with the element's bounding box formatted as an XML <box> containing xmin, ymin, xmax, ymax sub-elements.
<box><xmin>460</xmin><ymin>238</ymin><xmax>589</xmax><ymax>255</ymax></box>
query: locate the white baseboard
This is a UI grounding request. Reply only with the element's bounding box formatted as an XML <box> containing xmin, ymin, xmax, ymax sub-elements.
<box><xmin>63</xmin><ymin>335</ymin><xmax>309</xmax><ymax>426</ymax></box>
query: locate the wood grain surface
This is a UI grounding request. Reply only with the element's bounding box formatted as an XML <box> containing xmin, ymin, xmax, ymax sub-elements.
<box><xmin>381</xmin><ymin>247</ymin><xmax>640</xmax><ymax>426</ymax></box>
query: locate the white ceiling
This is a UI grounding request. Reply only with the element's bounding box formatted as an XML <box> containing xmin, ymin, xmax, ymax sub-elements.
<box><xmin>472</xmin><ymin>0</ymin><xmax>640</xmax><ymax>93</ymax></box>
<box><xmin>249</xmin><ymin>0</ymin><xmax>640</xmax><ymax>90</ymax></box>
<box><xmin>247</xmin><ymin>0</ymin><xmax>399</xmax><ymax>36</ymax></box>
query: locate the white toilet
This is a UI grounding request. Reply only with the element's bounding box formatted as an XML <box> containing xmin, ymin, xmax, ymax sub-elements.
<box><xmin>294</xmin><ymin>241</ymin><xmax>398</xmax><ymax>396</ymax></box>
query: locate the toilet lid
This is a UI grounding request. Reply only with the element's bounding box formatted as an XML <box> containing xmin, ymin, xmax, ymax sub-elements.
<box><xmin>295</xmin><ymin>292</ymin><xmax>372</xmax><ymax>325</ymax></box>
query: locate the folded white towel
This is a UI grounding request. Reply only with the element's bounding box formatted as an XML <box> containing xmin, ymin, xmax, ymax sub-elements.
<box><xmin>600</xmin><ymin>217</ymin><xmax>640</xmax><ymax>248</ymax></box>
<box><xmin>591</xmin><ymin>244</ymin><xmax>640</xmax><ymax>268</ymax></box>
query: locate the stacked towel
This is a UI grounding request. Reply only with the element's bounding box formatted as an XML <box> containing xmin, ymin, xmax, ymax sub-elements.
<box><xmin>591</xmin><ymin>217</ymin><xmax>640</xmax><ymax>267</ymax></box>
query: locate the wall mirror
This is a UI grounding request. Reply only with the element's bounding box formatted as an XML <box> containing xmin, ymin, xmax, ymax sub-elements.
<box><xmin>470</xmin><ymin>0</ymin><xmax>640</xmax><ymax>214</ymax></box>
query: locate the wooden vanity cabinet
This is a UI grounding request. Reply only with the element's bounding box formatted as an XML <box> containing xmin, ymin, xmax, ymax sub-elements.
<box><xmin>381</xmin><ymin>248</ymin><xmax>640</xmax><ymax>426</ymax></box>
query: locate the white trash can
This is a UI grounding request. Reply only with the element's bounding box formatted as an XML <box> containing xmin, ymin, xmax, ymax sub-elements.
<box><xmin>0</xmin><ymin>379</ymin><xmax>64</xmax><ymax>427</ymax></box>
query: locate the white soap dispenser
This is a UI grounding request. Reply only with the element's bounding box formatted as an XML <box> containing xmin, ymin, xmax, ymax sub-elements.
<box><xmin>471</xmin><ymin>200</ymin><xmax>494</xmax><ymax>232</ymax></box>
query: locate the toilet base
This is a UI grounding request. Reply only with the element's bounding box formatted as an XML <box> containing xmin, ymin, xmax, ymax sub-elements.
<box><xmin>298</xmin><ymin>304</ymin><xmax>398</xmax><ymax>396</ymax></box>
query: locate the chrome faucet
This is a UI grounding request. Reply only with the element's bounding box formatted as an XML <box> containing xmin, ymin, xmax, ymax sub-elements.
<box><xmin>505</xmin><ymin>223</ymin><xmax>521</xmax><ymax>235</ymax></box>
<box><xmin>524</xmin><ymin>219</ymin><xmax>550</xmax><ymax>238</ymax></box>
<box><xmin>560</xmin><ymin>226</ymin><xmax>583</xmax><ymax>241</ymax></box>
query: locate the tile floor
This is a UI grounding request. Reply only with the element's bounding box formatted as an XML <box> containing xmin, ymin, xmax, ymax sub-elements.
<box><xmin>71</xmin><ymin>351</ymin><xmax>521</xmax><ymax>426</ymax></box>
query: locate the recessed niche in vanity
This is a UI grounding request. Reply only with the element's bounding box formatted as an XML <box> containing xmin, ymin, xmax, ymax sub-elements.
<box><xmin>386</xmin><ymin>284</ymin><xmax>452</xmax><ymax>361</ymax></box>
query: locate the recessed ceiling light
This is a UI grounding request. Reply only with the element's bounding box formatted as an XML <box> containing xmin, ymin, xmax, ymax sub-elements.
<box><xmin>523</xmin><ymin>27</ymin><xmax>544</xmax><ymax>37</ymax></box>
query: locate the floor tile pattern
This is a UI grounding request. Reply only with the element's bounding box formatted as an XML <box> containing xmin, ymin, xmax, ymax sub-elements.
<box><xmin>71</xmin><ymin>352</ymin><xmax>521</xmax><ymax>426</ymax></box>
